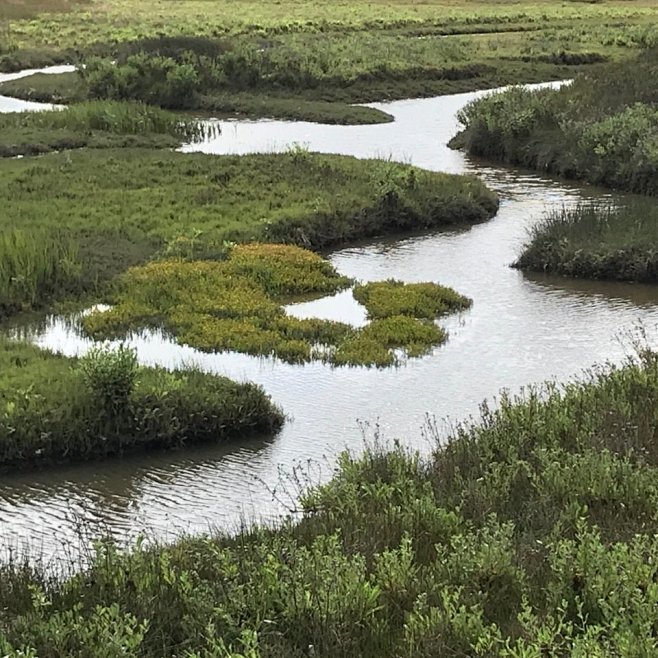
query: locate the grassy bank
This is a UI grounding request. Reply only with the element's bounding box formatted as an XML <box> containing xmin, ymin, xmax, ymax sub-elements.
<box><xmin>451</xmin><ymin>49</ymin><xmax>658</xmax><ymax>195</ymax></box>
<box><xmin>81</xmin><ymin>245</ymin><xmax>471</xmax><ymax>367</ymax></box>
<box><xmin>0</xmin><ymin>100</ymin><xmax>211</xmax><ymax>157</ymax></box>
<box><xmin>0</xmin><ymin>149</ymin><xmax>498</xmax><ymax>318</ymax></box>
<box><xmin>0</xmin><ymin>339</ymin><xmax>283</xmax><ymax>471</ymax></box>
<box><xmin>515</xmin><ymin>200</ymin><xmax>658</xmax><ymax>282</ymax></box>
<box><xmin>3</xmin><ymin>349</ymin><xmax>658</xmax><ymax>654</ymax></box>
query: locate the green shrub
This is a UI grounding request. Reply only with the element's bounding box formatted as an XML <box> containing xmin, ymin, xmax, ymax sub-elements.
<box><xmin>79</xmin><ymin>344</ymin><xmax>139</xmax><ymax>412</ymax></box>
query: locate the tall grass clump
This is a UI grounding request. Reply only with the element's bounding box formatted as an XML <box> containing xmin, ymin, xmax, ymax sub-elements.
<box><xmin>515</xmin><ymin>199</ymin><xmax>658</xmax><ymax>282</ymax></box>
<box><xmin>0</xmin><ymin>340</ymin><xmax>283</xmax><ymax>471</ymax></box>
<box><xmin>0</xmin><ymin>100</ymin><xmax>210</xmax><ymax>141</ymax></box>
<box><xmin>3</xmin><ymin>350</ymin><xmax>658</xmax><ymax>654</ymax></box>
<box><xmin>452</xmin><ymin>49</ymin><xmax>658</xmax><ymax>195</ymax></box>
<box><xmin>0</xmin><ymin>229</ymin><xmax>81</xmax><ymax>318</ymax></box>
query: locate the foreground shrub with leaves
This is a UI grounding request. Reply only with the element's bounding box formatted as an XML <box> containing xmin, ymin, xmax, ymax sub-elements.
<box><xmin>83</xmin><ymin>245</ymin><xmax>468</xmax><ymax>367</ymax></box>
<box><xmin>4</xmin><ymin>350</ymin><xmax>658</xmax><ymax>655</ymax></box>
<box><xmin>451</xmin><ymin>49</ymin><xmax>658</xmax><ymax>195</ymax></box>
<box><xmin>515</xmin><ymin>199</ymin><xmax>658</xmax><ymax>282</ymax></box>
<box><xmin>0</xmin><ymin>340</ymin><xmax>283</xmax><ymax>470</ymax></box>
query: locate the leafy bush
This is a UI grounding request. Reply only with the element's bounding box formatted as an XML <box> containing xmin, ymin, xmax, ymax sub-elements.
<box><xmin>79</xmin><ymin>344</ymin><xmax>138</xmax><ymax>412</ymax></box>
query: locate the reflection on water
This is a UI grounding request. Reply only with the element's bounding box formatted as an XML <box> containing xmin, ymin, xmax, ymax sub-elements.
<box><xmin>3</xmin><ymin>78</ymin><xmax>658</xmax><ymax>562</ymax></box>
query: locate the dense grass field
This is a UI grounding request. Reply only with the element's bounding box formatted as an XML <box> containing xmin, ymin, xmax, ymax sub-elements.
<box><xmin>0</xmin><ymin>339</ymin><xmax>283</xmax><ymax>470</ymax></box>
<box><xmin>1</xmin><ymin>0</ymin><xmax>657</xmax><ymax>121</ymax></box>
<box><xmin>3</xmin><ymin>349</ymin><xmax>658</xmax><ymax>654</ymax></box>
<box><xmin>0</xmin><ymin>149</ymin><xmax>497</xmax><ymax>318</ymax></box>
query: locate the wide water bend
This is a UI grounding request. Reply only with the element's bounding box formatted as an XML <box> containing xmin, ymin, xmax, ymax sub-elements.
<box><xmin>3</xmin><ymin>80</ymin><xmax>658</xmax><ymax>561</ymax></box>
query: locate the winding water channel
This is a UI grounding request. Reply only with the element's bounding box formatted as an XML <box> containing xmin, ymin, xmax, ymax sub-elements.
<box><xmin>3</xmin><ymin>69</ymin><xmax>658</xmax><ymax>563</ymax></box>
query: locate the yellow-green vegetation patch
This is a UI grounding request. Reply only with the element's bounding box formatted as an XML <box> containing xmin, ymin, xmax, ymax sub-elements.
<box><xmin>83</xmin><ymin>244</ymin><xmax>468</xmax><ymax>367</ymax></box>
<box><xmin>353</xmin><ymin>279</ymin><xmax>471</xmax><ymax>320</ymax></box>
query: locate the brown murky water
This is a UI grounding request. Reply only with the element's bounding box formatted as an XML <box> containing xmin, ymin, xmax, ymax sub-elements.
<box><xmin>3</xmin><ymin>74</ymin><xmax>658</xmax><ymax>562</ymax></box>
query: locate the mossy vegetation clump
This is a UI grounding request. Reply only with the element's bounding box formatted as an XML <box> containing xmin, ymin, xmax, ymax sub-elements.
<box><xmin>0</xmin><ymin>150</ymin><xmax>497</xmax><ymax>318</ymax></box>
<box><xmin>82</xmin><ymin>244</ymin><xmax>469</xmax><ymax>367</ymax></box>
<box><xmin>353</xmin><ymin>279</ymin><xmax>471</xmax><ymax>320</ymax></box>
<box><xmin>515</xmin><ymin>200</ymin><xmax>658</xmax><ymax>282</ymax></box>
<box><xmin>0</xmin><ymin>339</ymin><xmax>283</xmax><ymax>471</ymax></box>
<box><xmin>4</xmin><ymin>351</ymin><xmax>658</xmax><ymax>654</ymax></box>
<box><xmin>451</xmin><ymin>49</ymin><xmax>658</xmax><ymax>195</ymax></box>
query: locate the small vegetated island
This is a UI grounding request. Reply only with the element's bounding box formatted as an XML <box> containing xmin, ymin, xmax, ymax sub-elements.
<box><xmin>452</xmin><ymin>49</ymin><xmax>658</xmax><ymax>283</ymax></box>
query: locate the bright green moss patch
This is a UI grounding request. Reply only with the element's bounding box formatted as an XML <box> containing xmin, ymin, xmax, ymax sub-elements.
<box><xmin>82</xmin><ymin>244</ymin><xmax>467</xmax><ymax>366</ymax></box>
<box><xmin>0</xmin><ymin>339</ymin><xmax>284</xmax><ymax>471</ymax></box>
<box><xmin>353</xmin><ymin>279</ymin><xmax>471</xmax><ymax>320</ymax></box>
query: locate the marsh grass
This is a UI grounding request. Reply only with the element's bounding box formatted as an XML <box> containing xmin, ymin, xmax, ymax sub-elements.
<box><xmin>0</xmin><ymin>150</ymin><xmax>497</xmax><ymax>317</ymax></box>
<box><xmin>0</xmin><ymin>339</ymin><xmax>283</xmax><ymax>471</ymax></box>
<box><xmin>3</xmin><ymin>351</ymin><xmax>658</xmax><ymax>654</ymax></box>
<box><xmin>0</xmin><ymin>101</ymin><xmax>213</xmax><ymax>157</ymax></box>
<box><xmin>514</xmin><ymin>200</ymin><xmax>658</xmax><ymax>282</ymax></box>
<box><xmin>452</xmin><ymin>49</ymin><xmax>658</xmax><ymax>194</ymax></box>
<box><xmin>353</xmin><ymin>279</ymin><xmax>471</xmax><ymax>320</ymax></box>
<box><xmin>0</xmin><ymin>229</ymin><xmax>81</xmax><ymax>318</ymax></box>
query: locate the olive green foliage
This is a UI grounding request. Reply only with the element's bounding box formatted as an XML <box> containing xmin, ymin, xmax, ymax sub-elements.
<box><xmin>515</xmin><ymin>200</ymin><xmax>658</xmax><ymax>282</ymax></box>
<box><xmin>0</xmin><ymin>229</ymin><xmax>81</xmax><ymax>318</ymax></box>
<box><xmin>0</xmin><ymin>150</ymin><xmax>497</xmax><ymax>316</ymax></box>
<box><xmin>353</xmin><ymin>279</ymin><xmax>471</xmax><ymax>320</ymax></box>
<box><xmin>0</xmin><ymin>101</ymin><xmax>211</xmax><ymax>157</ymax></box>
<box><xmin>4</xmin><ymin>351</ymin><xmax>658</xmax><ymax>655</ymax></box>
<box><xmin>0</xmin><ymin>339</ymin><xmax>283</xmax><ymax>471</ymax></box>
<box><xmin>82</xmin><ymin>244</ymin><xmax>464</xmax><ymax>366</ymax></box>
<box><xmin>452</xmin><ymin>50</ymin><xmax>658</xmax><ymax>194</ymax></box>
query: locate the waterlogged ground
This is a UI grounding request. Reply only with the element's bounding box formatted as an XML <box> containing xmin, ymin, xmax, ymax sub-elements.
<box><xmin>4</xmin><ymin>76</ymin><xmax>658</xmax><ymax>562</ymax></box>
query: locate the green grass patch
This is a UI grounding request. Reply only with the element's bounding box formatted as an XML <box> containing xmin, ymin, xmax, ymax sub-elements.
<box><xmin>0</xmin><ymin>150</ymin><xmax>497</xmax><ymax>318</ymax></box>
<box><xmin>82</xmin><ymin>244</ymin><xmax>466</xmax><ymax>367</ymax></box>
<box><xmin>451</xmin><ymin>49</ymin><xmax>658</xmax><ymax>195</ymax></box>
<box><xmin>0</xmin><ymin>100</ymin><xmax>212</xmax><ymax>157</ymax></box>
<box><xmin>4</xmin><ymin>349</ymin><xmax>658</xmax><ymax>654</ymax></box>
<box><xmin>353</xmin><ymin>279</ymin><xmax>471</xmax><ymax>320</ymax></box>
<box><xmin>514</xmin><ymin>200</ymin><xmax>658</xmax><ymax>282</ymax></box>
<box><xmin>0</xmin><ymin>338</ymin><xmax>283</xmax><ymax>471</ymax></box>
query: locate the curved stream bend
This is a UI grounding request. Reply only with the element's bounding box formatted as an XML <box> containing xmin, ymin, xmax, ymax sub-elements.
<box><xmin>2</xmin><ymin>76</ymin><xmax>658</xmax><ymax>562</ymax></box>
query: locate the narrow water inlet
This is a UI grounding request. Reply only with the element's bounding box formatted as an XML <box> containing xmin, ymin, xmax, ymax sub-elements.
<box><xmin>2</xmin><ymin>72</ymin><xmax>658</xmax><ymax>563</ymax></box>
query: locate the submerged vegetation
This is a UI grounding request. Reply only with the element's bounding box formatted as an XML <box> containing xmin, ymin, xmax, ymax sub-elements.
<box><xmin>0</xmin><ymin>339</ymin><xmax>283</xmax><ymax>471</ymax></box>
<box><xmin>451</xmin><ymin>49</ymin><xmax>658</xmax><ymax>195</ymax></box>
<box><xmin>82</xmin><ymin>245</ymin><xmax>468</xmax><ymax>367</ymax></box>
<box><xmin>4</xmin><ymin>350</ymin><xmax>658</xmax><ymax>653</ymax></box>
<box><xmin>515</xmin><ymin>200</ymin><xmax>658</xmax><ymax>282</ymax></box>
<box><xmin>0</xmin><ymin>150</ymin><xmax>497</xmax><ymax>318</ymax></box>
<box><xmin>0</xmin><ymin>100</ymin><xmax>212</xmax><ymax>157</ymax></box>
